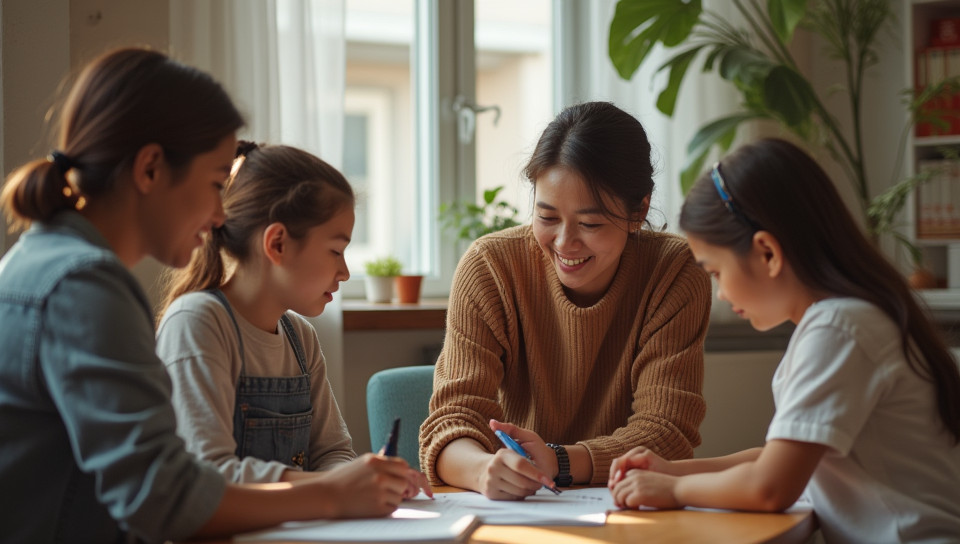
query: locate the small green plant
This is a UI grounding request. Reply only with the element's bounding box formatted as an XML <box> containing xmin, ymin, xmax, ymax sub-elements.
<box><xmin>364</xmin><ymin>256</ymin><xmax>403</xmax><ymax>277</ymax></box>
<box><xmin>438</xmin><ymin>186</ymin><xmax>522</xmax><ymax>242</ymax></box>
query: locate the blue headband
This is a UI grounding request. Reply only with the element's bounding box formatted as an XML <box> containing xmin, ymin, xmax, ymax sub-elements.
<box><xmin>711</xmin><ymin>162</ymin><xmax>760</xmax><ymax>231</ymax></box>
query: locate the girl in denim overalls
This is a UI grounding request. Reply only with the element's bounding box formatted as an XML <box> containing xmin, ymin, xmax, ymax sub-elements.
<box><xmin>156</xmin><ymin>142</ymin><xmax>428</xmax><ymax>495</ymax></box>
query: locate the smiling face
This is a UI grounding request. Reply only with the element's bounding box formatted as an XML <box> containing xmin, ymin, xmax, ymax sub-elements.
<box><xmin>146</xmin><ymin>135</ymin><xmax>236</xmax><ymax>268</ymax></box>
<box><xmin>277</xmin><ymin>204</ymin><xmax>355</xmax><ymax>317</ymax></box>
<box><xmin>686</xmin><ymin>234</ymin><xmax>789</xmax><ymax>331</ymax></box>
<box><xmin>531</xmin><ymin>166</ymin><xmax>638</xmax><ymax>306</ymax></box>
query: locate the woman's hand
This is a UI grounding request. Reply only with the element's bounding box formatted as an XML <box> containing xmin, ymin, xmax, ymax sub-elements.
<box><xmin>610</xmin><ymin>469</ymin><xmax>681</xmax><ymax>510</ymax></box>
<box><xmin>608</xmin><ymin>446</ymin><xmax>673</xmax><ymax>488</ymax></box>
<box><xmin>313</xmin><ymin>453</ymin><xmax>410</xmax><ymax>518</ymax></box>
<box><xmin>477</xmin><ymin>420</ymin><xmax>557</xmax><ymax>500</ymax></box>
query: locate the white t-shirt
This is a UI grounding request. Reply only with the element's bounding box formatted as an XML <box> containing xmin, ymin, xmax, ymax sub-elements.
<box><xmin>766</xmin><ymin>298</ymin><xmax>960</xmax><ymax>543</ymax></box>
<box><xmin>156</xmin><ymin>292</ymin><xmax>356</xmax><ymax>483</ymax></box>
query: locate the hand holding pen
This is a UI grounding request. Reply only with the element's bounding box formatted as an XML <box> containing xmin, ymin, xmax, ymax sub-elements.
<box><xmin>489</xmin><ymin>420</ymin><xmax>560</xmax><ymax>496</ymax></box>
<box><xmin>378</xmin><ymin>417</ymin><xmax>433</xmax><ymax>499</ymax></box>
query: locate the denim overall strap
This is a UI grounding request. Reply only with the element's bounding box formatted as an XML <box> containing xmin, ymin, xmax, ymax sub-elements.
<box><xmin>207</xmin><ymin>289</ymin><xmax>247</xmax><ymax>375</ymax></box>
<box><xmin>278</xmin><ymin>314</ymin><xmax>309</xmax><ymax>375</ymax></box>
<box><xmin>208</xmin><ymin>290</ymin><xmax>313</xmax><ymax>469</ymax></box>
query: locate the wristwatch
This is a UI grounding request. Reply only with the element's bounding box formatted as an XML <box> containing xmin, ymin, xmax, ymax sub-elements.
<box><xmin>546</xmin><ymin>443</ymin><xmax>573</xmax><ymax>486</ymax></box>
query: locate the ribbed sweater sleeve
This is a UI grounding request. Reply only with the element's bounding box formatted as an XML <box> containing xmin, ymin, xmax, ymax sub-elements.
<box><xmin>419</xmin><ymin>226</ymin><xmax>710</xmax><ymax>485</ymax></box>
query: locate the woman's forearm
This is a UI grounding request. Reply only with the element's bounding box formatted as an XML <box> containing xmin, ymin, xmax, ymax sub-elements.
<box><xmin>435</xmin><ymin>437</ymin><xmax>492</xmax><ymax>491</ymax></box>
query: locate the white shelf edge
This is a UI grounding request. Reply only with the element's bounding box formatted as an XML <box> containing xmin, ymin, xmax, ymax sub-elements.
<box><xmin>918</xmin><ymin>288</ymin><xmax>960</xmax><ymax>309</ymax></box>
<box><xmin>914</xmin><ymin>135</ymin><xmax>960</xmax><ymax>147</ymax></box>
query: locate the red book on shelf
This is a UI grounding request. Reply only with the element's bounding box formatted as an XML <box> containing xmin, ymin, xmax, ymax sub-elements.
<box><xmin>931</xmin><ymin>18</ymin><xmax>960</xmax><ymax>47</ymax></box>
<box><xmin>915</xmin><ymin>46</ymin><xmax>960</xmax><ymax>137</ymax></box>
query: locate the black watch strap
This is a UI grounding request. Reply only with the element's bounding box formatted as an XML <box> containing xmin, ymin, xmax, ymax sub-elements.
<box><xmin>546</xmin><ymin>443</ymin><xmax>573</xmax><ymax>486</ymax></box>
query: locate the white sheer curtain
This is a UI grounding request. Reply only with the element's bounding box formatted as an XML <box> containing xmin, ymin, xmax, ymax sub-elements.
<box><xmin>555</xmin><ymin>0</ymin><xmax>740</xmax><ymax>233</ymax></box>
<box><xmin>168</xmin><ymin>0</ymin><xmax>349</xmax><ymax>397</ymax></box>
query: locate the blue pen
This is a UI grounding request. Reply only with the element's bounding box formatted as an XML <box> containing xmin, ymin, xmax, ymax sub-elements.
<box><xmin>494</xmin><ymin>430</ymin><xmax>561</xmax><ymax>495</ymax></box>
<box><xmin>379</xmin><ymin>417</ymin><xmax>400</xmax><ymax>457</ymax></box>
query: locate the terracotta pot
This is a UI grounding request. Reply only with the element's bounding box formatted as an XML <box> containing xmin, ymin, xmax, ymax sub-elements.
<box><xmin>394</xmin><ymin>275</ymin><xmax>424</xmax><ymax>304</ymax></box>
<box><xmin>908</xmin><ymin>267</ymin><xmax>938</xmax><ymax>290</ymax></box>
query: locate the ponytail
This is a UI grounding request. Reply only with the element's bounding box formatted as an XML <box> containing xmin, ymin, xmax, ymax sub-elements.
<box><xmin>157</xmin><ymin>228</ymin><xmax>227</xmax><ymax>323</ymax></box>
<box><xmin>1</xmin><ymin>157</ymin><xmax>78</xmax><ymax>231</ymax></box>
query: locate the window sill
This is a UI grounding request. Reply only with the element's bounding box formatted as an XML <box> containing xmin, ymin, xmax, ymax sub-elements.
<box><xmin>342</xmin><ymin>298</ymin><xmax>448</xmax><ymax>331</ymax></box>
<box><xmin>341</xmin><ymin>297</ymin><xmax>795</xmax><ymax>351</ymax></box>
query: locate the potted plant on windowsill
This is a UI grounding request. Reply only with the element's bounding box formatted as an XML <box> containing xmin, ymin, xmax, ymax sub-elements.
<box><xmin>438</xmin><ymin>185</ymin><xmax>522</xmax><ymax>245</ymax></box>
<box><xmin>395</xmin><ymin>271</ymin><xmax>424</xmax><ymax>304</ymax></box>
<box><xmin>364</xmin><ymin>256</ymin><xmax>403</xmax><ymax>303</ymax></box>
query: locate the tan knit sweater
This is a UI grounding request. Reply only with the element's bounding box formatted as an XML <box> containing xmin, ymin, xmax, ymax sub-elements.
<box><xmin>419</xmin><ymin>225</ymin><xmax>710</xmax><ymax>486</ymax></box>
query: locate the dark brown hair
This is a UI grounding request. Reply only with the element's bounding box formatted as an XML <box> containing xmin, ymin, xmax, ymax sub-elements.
<box><xmin>680</xmin><ymin>138</ymin><xmax>960</xmax><ymax>443</ymax></box>
<box><xmin>158</xmin><ymin>142</ymin><xmax>355</xmax><ymax>318</ymax></box>
<box><xmin>1</xmin><ymin>47</ymin><xmax>244</xmax><ymax>230</ymax></box>
<box><xmin>522</xmin><ymin>101</ymin><xmax>654</xmax><ymax>223</ymax></box>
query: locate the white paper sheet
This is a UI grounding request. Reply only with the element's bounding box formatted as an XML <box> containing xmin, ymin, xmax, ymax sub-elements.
<box><xmin>423</xmin><ymin>487</ymin><xmax>615</xmax><ymax>525</ymax></box>
<box><xmin>233</xmin><ymin>507</ymin><xmax>479</xmax><ymax>543</ymax></box>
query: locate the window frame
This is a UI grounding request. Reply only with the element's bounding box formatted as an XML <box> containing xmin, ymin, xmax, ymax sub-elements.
<box><xmin>341</xmin><ymin>0</ymin><xmax>561</xmax><ymax>299</ymax></box>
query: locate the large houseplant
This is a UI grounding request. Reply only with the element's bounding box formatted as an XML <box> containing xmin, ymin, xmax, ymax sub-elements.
<box><xmin>608</xmin><ymin>0</ymin><xmax>958</xmax><ymax>259</ymax></box>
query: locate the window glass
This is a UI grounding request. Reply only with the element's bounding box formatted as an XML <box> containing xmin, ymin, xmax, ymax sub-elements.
<box><xmin>474</xmin><ymin>0</ymin><xmax>552</xmax><ymax>218</ymax></box>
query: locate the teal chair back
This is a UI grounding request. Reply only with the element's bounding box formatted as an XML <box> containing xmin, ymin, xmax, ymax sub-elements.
<box><xmin>366</xmin><ymin>365</ymin><xmax>434</xmax><ymax>471</ymax></box>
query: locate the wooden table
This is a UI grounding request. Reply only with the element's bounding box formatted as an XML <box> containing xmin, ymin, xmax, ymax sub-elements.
<box><xmin>435</xmin><ymin>486</ymin><xmax>816</xmax><ymax>544</ymax></box>
<box><xmin>467</xmin><ymin>507</ymin><xmax>816</xmax><ymax>544</ymax></box>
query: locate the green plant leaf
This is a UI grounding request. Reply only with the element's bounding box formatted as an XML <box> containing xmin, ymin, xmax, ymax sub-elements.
<box><xmin>762</xmin><ymin>65</ymin><xmax>816</xmax><ymax>127</ymax></box>
<box><xmin>768</xmin><ymin>0</ymin><xmax>807</xmax><ymax>43</ymax></box>
<box><xmin>718</xmin><ymin>46</ymin><xmax>774</xmax><ymax>88</ymax></box>
<box><xmin>609</xmin><ymin>0</ymin><xmax>702</xmax><ymax>80</ymax></box>
<box><xmin>655</xmin><ymin>46</ymin><xmax>704</xmax><ymax>115</ymax></box>
<box><xmin>365</xmin><ymin>256</ymin><xmax>403</xmax><ymax>276</ymax></box>
<box><xmin>681</xmin><ymin>113</ymin><xmax>759</xmax><ymax>193</ymax></box>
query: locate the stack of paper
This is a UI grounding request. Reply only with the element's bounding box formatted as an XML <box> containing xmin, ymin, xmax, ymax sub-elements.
<box><xmin>233</xmin><ymin>487</ymin><xmax>616</xmax><ymax>542</ymax></box>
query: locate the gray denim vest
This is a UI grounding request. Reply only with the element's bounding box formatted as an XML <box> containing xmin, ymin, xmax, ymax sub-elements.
<box><xmin>208</xmin><ymin>289</ymin><xmax>312</xmax><ymax>469</ymax></box>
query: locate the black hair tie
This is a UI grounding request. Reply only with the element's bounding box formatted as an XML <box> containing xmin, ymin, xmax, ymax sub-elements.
<box><xmin>235</xmin><ymin>140</ymin><xmax>259</xmax><ymax>158</ymax></box>
<box><xmin>48</xmin><ymin>150</ymin><xmax>77</xmax><ymax>174</ymax></box>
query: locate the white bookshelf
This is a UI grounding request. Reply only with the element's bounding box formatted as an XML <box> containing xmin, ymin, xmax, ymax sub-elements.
<box><xmin>907</xmin><ymin>1</ymin><xmax>960</xmax><ymax>306</ymax></box>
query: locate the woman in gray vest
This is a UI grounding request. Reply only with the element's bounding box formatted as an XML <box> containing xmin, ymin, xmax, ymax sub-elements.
<box><xmin>0</xmin><ymin>47</ymin><xmax>413</xmax><ymax>544</ymax></box>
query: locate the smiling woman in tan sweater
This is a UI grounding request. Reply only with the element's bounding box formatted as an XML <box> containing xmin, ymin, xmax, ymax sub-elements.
<box><xmin>419</xmin><ymin>102</ymin><xmax>711</xmax><ymax>499</ymax></box>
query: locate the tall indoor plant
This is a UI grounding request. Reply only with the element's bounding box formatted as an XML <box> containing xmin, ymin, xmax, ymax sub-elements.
<box><xmin>608</xmin><ymin>0</ymin><xmax>957</xmax><ymax>257</ymax></box>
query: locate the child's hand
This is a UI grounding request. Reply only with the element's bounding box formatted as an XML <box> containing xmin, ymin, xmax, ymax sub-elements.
<box><xmin>610</xmin><ymin>469</ymin><xmax>680</xmax><ymax>510</ymax></box>
<box><xmin>402</xmin><ymin>468</ymin><xmax>433</xmax><ymax>499</ymax></box>
<box><xmin>608</xmin><ymin>446</ymin><xmax>672</xmax><ymax>489</ymax></box>
<box><xmin>315</xmin><ymin>453</ymin><xmax>409</xmax><ymax>518</ymax></box>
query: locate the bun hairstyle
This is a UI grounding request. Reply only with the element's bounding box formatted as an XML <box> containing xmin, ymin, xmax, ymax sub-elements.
<box><xmin>158</xmin><ymin>142</ymin><xmax>355</xmax><ymax>319</ymax></box>
<box><xmin>1</xmin><ymin>47</ymin><xmax>244</xmax><ymax>231</ymax></box>
<box><xmin>523</xmin><ymin>101</ymin><xmax>654</xmax><ymax>227</ymax></box>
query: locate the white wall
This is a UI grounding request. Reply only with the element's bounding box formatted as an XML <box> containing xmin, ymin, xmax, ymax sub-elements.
<box><xmin>697</xmin><ymin>350</ymin><xmax>782</xmax><ymax>457</ymax></box>
<box><xmin>342</xmin><ymin>329</ymin><xmax>444</xmax><ymax>453</ymax></box>
<box><xmin>1</xmin><ymin>0</ymin><xmax>71</xmax><ymax>250</ymax></box>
